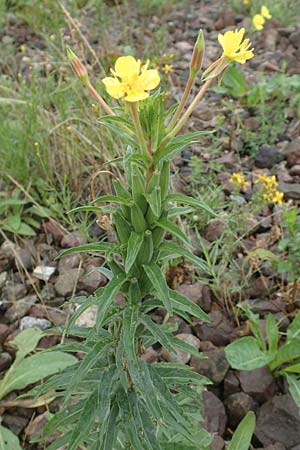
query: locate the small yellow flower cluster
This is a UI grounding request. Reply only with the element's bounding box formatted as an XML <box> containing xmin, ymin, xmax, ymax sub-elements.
<box><xmin>253</xmin><ymin>6</ymin><xmax>272</xmax><ymax>31</ymax></box>
<box><xmin>243</xmin><ymin>0</ymin><xmax>249</xmax><ymax>4</ymax></box>
<box><xmin>255</xmin><ymin>174</ymin><xmax>283</xmax><ymax>204</ymax></box>
<box><xmin>230</xmin><ymin>172</ymin><xmax>249</xmax><ymax>191</ymax></box>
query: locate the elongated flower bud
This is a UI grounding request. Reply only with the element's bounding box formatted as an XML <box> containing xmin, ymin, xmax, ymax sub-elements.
<box><xmin>190</xmin><ymin>29</ymin><xmax>205</xmax><ymax>79</ymax></box>
<box><xmin>66</xmin><ymin>47</ymin><xmax>89</xmax><ymax>85</ymax></box>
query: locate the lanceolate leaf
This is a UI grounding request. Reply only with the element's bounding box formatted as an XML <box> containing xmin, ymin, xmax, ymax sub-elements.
<box><xmin>68</xmin><ymin>205</ymin><xmax>114</xmax><ymax>214</ymax></box>
<box><xmin>143</xmin><ymin>262</ymin><xmax>172</xmax><ymax>314</ymax></box>
<box><xmin>159</xmin><ymin>242</ymin><xmax>209</xmax><ymax>273</ymax></box>
<box><xmin>96</xmin><ymin>273</ymin><xmax>127</xmax><ymax>329</ymax></box>
<box><xmin>165</xmin><ymin>193</ymin><xmax>217</xmax><ymax>217</ymax></box>
<box><xmin>58</xmin><ymin>242</ymin><xmax>115</xmax><ymax>258</ymax></box>
<box><xmin>91</xmin><ymin>195</ymin><xmax>132</xmax><ymax>206</ymax></box>
<box><xmin>168</xmin><ymin>289</ymin><xmax>210</xmax><ymax>323</ymax></box>
<box><xmin>155</xmin><ymin>218</ymin><xmax>192</xmax><ymax>248</ymax></box>
<box><xmin>228</xmin><ymin>411</ymin><xmax>256</xmax><ymax>450</ymax></box>
<box><xmin>285</xmin><ymin>373</ymin><xmax>300</xmax><ymax>411</ymax></box>
<box><xmin>125</xmin><ymin>232</ymin><xmax>144</xmax><ymax>273</ymax></box>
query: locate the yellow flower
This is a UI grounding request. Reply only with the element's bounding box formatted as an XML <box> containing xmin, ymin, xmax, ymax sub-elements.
<box><xmin>218</xmin><ymin>28</ymin><xmax>254</xmax><ymax>64</ymax></box>
<box><xmin>230</xmin><ymin>172</ymin><xmax>249</xmax><ymax>191</ymax></box>
<box><xmin>261</xmin><ymin>5</ymin><xmax>272</xmax><ymax>19</ymax></box>
<box><xmin>272</xmin><ymin>190</ymin><xmax>283</xmax><ymax>204</ymax></box>
<box><xmin>243</xmin><ymin>0</ymin><xmax>249</xmax><ymax>4</ymax></box>
<box><xmin>102</xmin><ymin>55</ymin><xmax>160</xmax><ymax>102</ymax></box>
<box><xmin>253</xmin><ymin>14</ymin><xmax>265</xmax><ymax>31</ymax></box>
<box><xmin>255</xmin><ymin>174</ymin><xmax>277</xmax><ymax>188</ymax></box>
<box><xmin>163</xmin><ymin>64</ymin><xmax>174</xmax><ymax>74</ymax></box>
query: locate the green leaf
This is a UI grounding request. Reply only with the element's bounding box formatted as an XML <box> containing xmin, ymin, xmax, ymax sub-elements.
<box><xmin>0</xmin><ymin>424</ymin><xmax>22</xmax><ymax>450</ymax></box>
<box><xmin>225</xmin><ymin>337</ymin><xmax>273</xmax><ymax>371</ymax></box>
<box><xmin>228</xmin><ymin>411</ymin><xmax>256</xmax><ymax>450</ymax></box>
<box><xmin>218</xmin><ymin>64</ymin><xmax>247</xmax><ymax>97</ymax></box>
<box><xmin>287</xmin><ymin>314</ymin><xmax>300</xmax><ymax>342</ymax></box>
<box><xmin>91</xmin><ymin>195</ymin><xmax>132</xmax><ymax>206</ymax></box>
<box><xmin>0</xmin><ymin>351</ymin><xmax>77</xmax><ymax>399</ymax></box>
<box><xmin>159</xmin><ymin>242</ymin><xmax>209</xmax><ymax>273</ymax></box>
<box><xmin>101</xmin><ymin>399</ymin><xmax>119</xmax><ymax>450</ymax></box>
<box><xmin>17</xmin><ymin>222</ymin><xmax>37</xmax><ymax>236</ymax></box>
<box><xmin>9</xmin><ymin>328</ymin><xmax>44</xmax><ymax>360</ymax></box>
<box><xmin>286</xmin><ymin>374</ymin><xmax>300</xmax><ymax>412</ymax></box>
<box><xmin>155</xmin><ymin>363</ymin><xmax>211</xmax><ymax>387</ymax></box>
<box><xmin>58</xmin><ymin>242</ymin><xmax>115</xmax><ymax>258</ymax></box>
<box><xmin>238</xmin><ymin>303</ymin><xmax>266</xmax><ymax>351</ymax></box>
<box><xmin>141</xmin><ymin>315</ymin><xmax>176</xmax><ymax>354</ymax></box>
<box><xmin>143</xmin><ymin>262</ymin><xmax>172</xmax><ymax>314</ymax></box>
<box><xmin>165</xmin><ymin>193</ymin><xmax>218</xmax><ymax>217</ymax></box>
<box><xmin>68</xmin><ymin>205</ymin><xmax>114</xmax><ymax>214</ymax></box>
<box><xmin>266</xmin><ymin>313</ymin><xmax>279</xmax><ymax>354</ymax></box>
<box><xmin>283</xmin><ymin>364</ymin><xmax>300</xmax><ymax>373</ymax></box>
<box><xmin>270</xmin><ymin>342</ymin><xmax>300</xmax><ymax>371</ymax></box>
<box><xmin>155</xmin><ymin>218</ymin><xmax>192</xmax><ymax>248</ymax></box>
<box><xmin>144</xmin><ymin>188</ymin><xmax>161</xmax><ymax>218</ymax></box>
<box><xmin>5</xmin><ymin>213</ymin><xmax>21</xmax><ymax>231</ymax></box>
<box><xmin>125</xmin><ymin>232</ymin><xmax>144</xmax><ymax>273</ymax></box>
<box><xmin>168</xmin><ymin>289</ymin><xmax>210</xmax><ymax>323</ymax></box>
<box><xmin>96</xmin><ymin>273</ymin><xmax>127</xmax><ymax>329</ymax></box>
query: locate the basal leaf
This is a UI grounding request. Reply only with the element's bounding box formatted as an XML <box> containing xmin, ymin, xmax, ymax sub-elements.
<box><xmin>228</xmin><ymin>411</ymin><xmax>256</xmax><ymax>450</ymax></box>
<box><xmin>225</xmin><ymin>337</ymin><xmax>273</xmax><ymax>371</ymax></box>
<box><xmin>58</xmin><ymin>242</ymin><xmax>115</xmax><ymax>258</ymax></box>
<box><xmin>0</xmin><ymin>424</ymin><xmax>22</xmax><ymax>450</ymax></box>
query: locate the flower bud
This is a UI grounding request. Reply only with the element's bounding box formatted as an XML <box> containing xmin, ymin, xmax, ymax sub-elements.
<box><xmin>66</xmin><ymin>47</ymin><xmax>89</xmax><ymax>85</ymax></box>
<box><xmin>190</xmin><ymin>29</ymin><xmax>205</xmax><ymax>79</ymax></box>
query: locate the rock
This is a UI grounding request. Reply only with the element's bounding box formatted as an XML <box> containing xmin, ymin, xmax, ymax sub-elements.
<box><xmin>0</xmin><ymin>352</ymin><xmax>12</xmax><ymax>371</ymax></box>
<box><xmin>20</xmin><ymin>316</ymin><xmax>52</xmax><ymax>330</ymax></box>
<box><xmin>289</xmin><ymin>165</ymin><xmax>300</xmax><ymax>176</ymax></box>
<box><xmin>0</xmin><ymin>324</ymin><xmax>11</xmax><ymax>344</ymax></box>
<box><xmin>175</xmin><ymin>41</ymin><xmax>193</xmax><ymax>53</ymax></box>
<box><xmin>61</xmin><ymin>232</ymin><xmax>87</xmax><ymax>248</ymax></box>
<box><xmin>0</xmin><ymin>271</ymin><xmax>7</xmax><ymax>290</ymax></box>
<box><xmin>141</xmin><ymin>347</ymin><xmax>158</xmax><ymax>363</ymax></box>
<box><xmin>239</xmin><ymin>367</ymin><xmax>276</xmax><ymax>402</ymax></box>
<box><xmin>290</xmin><ymin>30</ymin><xmax>300</xmax><ymax>48</ymax></box>
<box><xmin>224</xmin><ymin>370</ymin><xmax>240</xmax><ymax>397</ymax></box>
<box><xmin>225</xmin><ymin>392</ymin><xmax>258</xmax><ymax>428</ymax></box>
<box><xmin>79</xmin><ymin>271</ymin><xmax>107</xmax><ymax>294</ymax></box>
<box><xmin>4</xmin><ymin>282</ymin><xmax>27</xmax><ymax>302</ymax></box>
<box><xmin>24</xmin><ymin>412</ymin><xmax>48</xmax><ymax>439</ymax></box>
<box><xmin>245</xmin><ymin>298</ymin><xmax>285</xmax><ymax>315</ymax></box>
<box><xmin>0</xmin><ymin>240</ymin><xmax>17</xmax><ymax>259</ymax></box>
<box><xmin>257</xmin><ymin>444</ymin><xmax>286</xmax><ymax>450</ymax></box>
<box><xmin>246</xmin><ymin>276</ymin><xmax>273</xmax><ymax>298</ymax></box>
<box><xmin>216</xmin><ymin>172</ymin><xmax>236</xmax><ymax>193</ymax></box>
<box><xmin>33</xmin><ymin>265</ymin><xmax>56</xmax><ymax>281</ymax></box>
<box><xmin>161</xmin><ymin>333</ymin><xmax>200</xmax><ymax>364</ymax></box>
<box><xmin>43</xmin><ymin>220</ymin><xmax>66</xmax><ymax>242</ymax></box>
<box><xmin>193</xmin><ymin>310</ymin><xmax>234</xmax><ymax>346</ymax></box>
<box><xmin>177</xmin><ymin>281</ymin><xmax>212</xmax><ymax>313</ymax></box>
<box><xmin>203</xmin><ymin>390</ymin><xmax>227</xmax><ymax>436</ymax></box>
<box><xmin>4</xmin><ymin>295</ymin><xmax>38</xmax><ymax>323</ymax></box>
<box><xmin>255</xmin><ymin>145</ymin><xmax>284</xmax><ymax>169</ymax></box>
<box><xmin>283</xmin><ymin>138</ymin><xmax>300</xmax><ymax>163</ymax></box>
<box><xmin>191</xmin><ymin>344</ymin><xmax>229</xmax><ymax>384</ymax></box>
<box><xmin>211</xmin><ymin>436</ymin><xmax>225</xmax><ymax>450</ymax></box>
<box><xmin>256</xmin><ymin>395</ymin><xmax>300</xmax><ymax>448</ymax></box>
<box><xmin>74</xmin><ymin>304</ymin><xmax>97</xmax><ymax>328</ymax></box>
<box><xmin>58</xmin><ymin>254</ymin><xmax>81</xmax><ymax>273</ymax></box>
<box><xmin>55</xmin><ymin>268</ymin><xmax>84</xmax><ymax>296</ymax></box>
<box><xmin>16</xmin><ymin>247</ymin><xmax>33</xmax><ymax>269</ymax></box>
<box><xmin>278</xmin><ymin>182</ymin><xmax>300</xmax><ymax>200</ymax></box>
<box><xmin>204</xmin><ymin>218</ymin><xmax>226</xmax><ymax>242</ymax></box>
<box><xmin>2</xmin><ymin>414</ymin><xmax>29</xmax><ymax>435</ymax></box>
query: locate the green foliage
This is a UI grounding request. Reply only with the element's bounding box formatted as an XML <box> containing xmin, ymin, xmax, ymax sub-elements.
<box><xmin>228</xmin><ymin>412</ymin><xmax>256</xmax><ymax>450</ymax></box>
<box><xmin>214</xmin><ymin>64</ymin><xmax>248</xmax><ymax>97</ymax></box>
<box><xmin>229</xmin><ymin>0</ymin><xmax>300</xmax><ymax>25</ymax></box>
<box><xmin>277</xmin><ymin>207</ymin><xmax>300</xmax><ymax>282</ymax></box>
<box><xmin>225</xmin><ymin>306</ymin><xmax>300</xmax><ymax>411</ymax></box>
<box><xmin>0</xmin><ymin>328</ymin><xmax>77</xmax><ymax>449</ymax></box>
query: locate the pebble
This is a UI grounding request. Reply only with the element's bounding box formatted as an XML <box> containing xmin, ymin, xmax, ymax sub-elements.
<box><xmin>4</xmin><ymin>295</ymin><xmax>38</xmax><ymax>323</ymax></box>
<box><xmin>193</xmin><ymin>310</ymin><xmax>234</xmax><ymax>346</ymax></box>
<box><xmin>255</xmin><ymin>144</ymin><xmax>284</xmax><ymax>169</ymax></box>
<box><xmin>161</xmin><ymin>333</ymin><xmax>200</xmax><ymax>364</ymax></box>
<box><xmin>203</xmin><ymin>390</ymin><xmax>227</xmax><ymax>436</ymax></box>
<box><xmin>33</xmin><ymin>265</ymin><xmax>56</xmax><ymax>281</ymax></box>
<box><xmin>191</xmin><ymin>344</ymin><xmax>230</xmax><ymax>384</ymax></box>
<box><xmin>55</xmin><ymin>268</ymin><xmax>84</xmax><ymax>296</ymax></box>
<box><xmin>61</xmin><ymin>232</ymin><xmax>87</xmax><ymax>248</ymax></box>
<box><xmin>177</xmin><ymin>281</ymin><xmax>212</xmax><ymax>313</ymax></box>
<box><xmin>20</xmin><ymin>316</ymin><xmax>52</xmax><ymax>330</ymax></box>
<box><xmin>0</xmin><ymin>352</ymin><xmax>12</xmax><ymax>371</ymax></box>
<box><xmin>0</xmin><ymin>272</ymin><xmax>7</xmax><ymax>290</ymax></box>
<box><xmin>225</xmin><ymin>392</ymin><xmax>258</xmax><ymax>428</ymax></box>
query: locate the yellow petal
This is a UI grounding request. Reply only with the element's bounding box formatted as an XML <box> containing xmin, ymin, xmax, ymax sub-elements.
<box><xmin>253</xmin><ymin>14</ymin><xmax>265</xmax><ymax>30</ymax></box>
<box><xmin>102</xmin><ymin>77</ymin><xmax>124</xmax><ymax>99</ymax></box>
<box><xmin>261</xmin><ymin>6</ymin><xmax>271</xmax><ymax>19</ymax></box>
<box><xmin>114</xmin><ymin>56</ymin><xmax>140</xmax><ymax>81</ymax></box>
<box><xmin>124</xmin><ymin>91</ymin><xmax>149</xmax><ymax>102</ymax></box>
<box><xmin>139</xmin><ymin>69</ymin><xmax>160</xmax><ymax>91</ymax></box>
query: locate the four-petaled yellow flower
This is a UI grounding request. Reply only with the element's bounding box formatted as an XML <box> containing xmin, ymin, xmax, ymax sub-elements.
<box><xmin>230</xmin><ymin>172</ymin><xmax>249</xmax><ymax>191</ymax></box>
<box><xmin>163</xmin><ymin>64</ymin><xmax>174</xmax><ymax>74</ymax></box>
<box><xmin>102</xmin><ymin>55</ymin><xmax>160</xmax><ymax>102</ymax></box>
<box><xmin>255</xmin><ymin>174</ymin><xmax>283</xmax><ymax>204</ymax></box>
<box><xmin>218</xmin><ymin>28</ymin><xmax>254</xmax><ymax>64</ymax></box>
<box><xmin>253</xmin><ymin>14</ymin><xmax>265</xmax><ymax>31</ymax></box>
<box><xmin>243</xmin><ymin>0</ymin><xmax>250</xmax><ymax>4</ymax></box>
<box><xmin>261</xmin><ymin>5</ymin><xmax>272</xmax><ymax>19</ymax></box>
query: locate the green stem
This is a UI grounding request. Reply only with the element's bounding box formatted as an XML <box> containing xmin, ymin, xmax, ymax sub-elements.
<box><xmin>129</xmin><ymin>102</ymin><xmax>148</xmax><ymax>156</ymax></box>
<box><xmin>166</xmin><ymin>76</ymin><xmax>194</xmax><ymax>132</ymax></box>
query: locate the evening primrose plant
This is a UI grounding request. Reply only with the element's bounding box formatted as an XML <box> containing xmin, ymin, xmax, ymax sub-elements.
<box><xmin>35</xmin><ymin>29</ymin><xmax>254</xmax><ymax>450</ymax></box>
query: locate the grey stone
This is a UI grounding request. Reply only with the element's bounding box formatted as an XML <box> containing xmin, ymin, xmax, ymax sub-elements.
<box><xmin>204</xmin><ymin>218</ymin><xmax>226</xmax><ymax>242</ymax></box>
<box><xmin>191</xmin><ymin>345</ymin><xmax>229</xmax><ymax>384</ymax></box>
<box><xmin>203</xmin><ymin>390</ymin><xmax>227</xmax><ymax>436</ymax></box>
<box><xmin>225</xmin><ymin>392</ymin><xmax>258</xmax><ymax>428</ymax></box>
<box><xmin>211</xmin><ymin>436</ymin><xmax>225</xmax><ymax>450</ymax></box>
<box><xmin>55</xmin><ymin>268</ymin><xmax>84</xmax><ymax>296</ymax></box>
<box><xmin>0</xmin><ymin>324</ymin><xmax>11</xmax><ymax>344</ymax></box>
<box><xmin>0</xmin><ymin>271</ymin><xmax>7</xmax><ymax>290</ymax></box>
<box><xmin>61</xmin><ymin>232</ymin><xmax>86</xmax><ymax>248</ymax></box>
<box><xmin>4</xmin><ymin>282</ymin><xmax>27</xmax><ymax>302</ymax></box>
<box><xmin>177</xmin><ymin>281</ymin><xmax>212</xmax><ymax>313</ymax></box>
<box><xmin>4</xmin><ymin>295</ymin><xmax>38</xmax><ymax>323</ymax></box>
<box><xmin>239</xmin><ymin>367</ymin><xmax>276</xmax><ymax>402</ymax></box>
<box><xmin>193</xmin><ymin>310</ymin><xmax>234</xmax><ymax>346</ymax></box>
<box><xmin>2</xmin><ymin>414</ymin><xmax>28</xmax><ymax>435</ymax></box>
<box><xmin>256</xmin><ymin>394</ymin><xmax>300</xmax><ymax>448</ymax></box>
<box><xmin>255</xmin><ymin>145</ymin><xmax>284</xmax><ymax>169</ymax></box>
<box><xmin>279</xmin><ymin>182</ymin><xmax>300</xmax><ymax>200</ymax></box>
<box><xmin>20</xmin><ymin>316</ymin><xmax>52</xmax><ymax>330</ymax></box>
<box><xmin>58</xmin><ymin>254</ymin><xmax>81</xmax><ymax>273</ymax></box>
<box><xmin>79</xmin><ymin>271</ymin><xmax>107</xmax><ymax>293</ymax></box>
<box><xmin>17</xmin><ymin>247</ymin><xmax>33</xmax><ymax>269</ymax></box>
<box><xmin>224</xmin><ymin>370</ymin><xmax>240</xmax><ymax>397</ymax></box>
